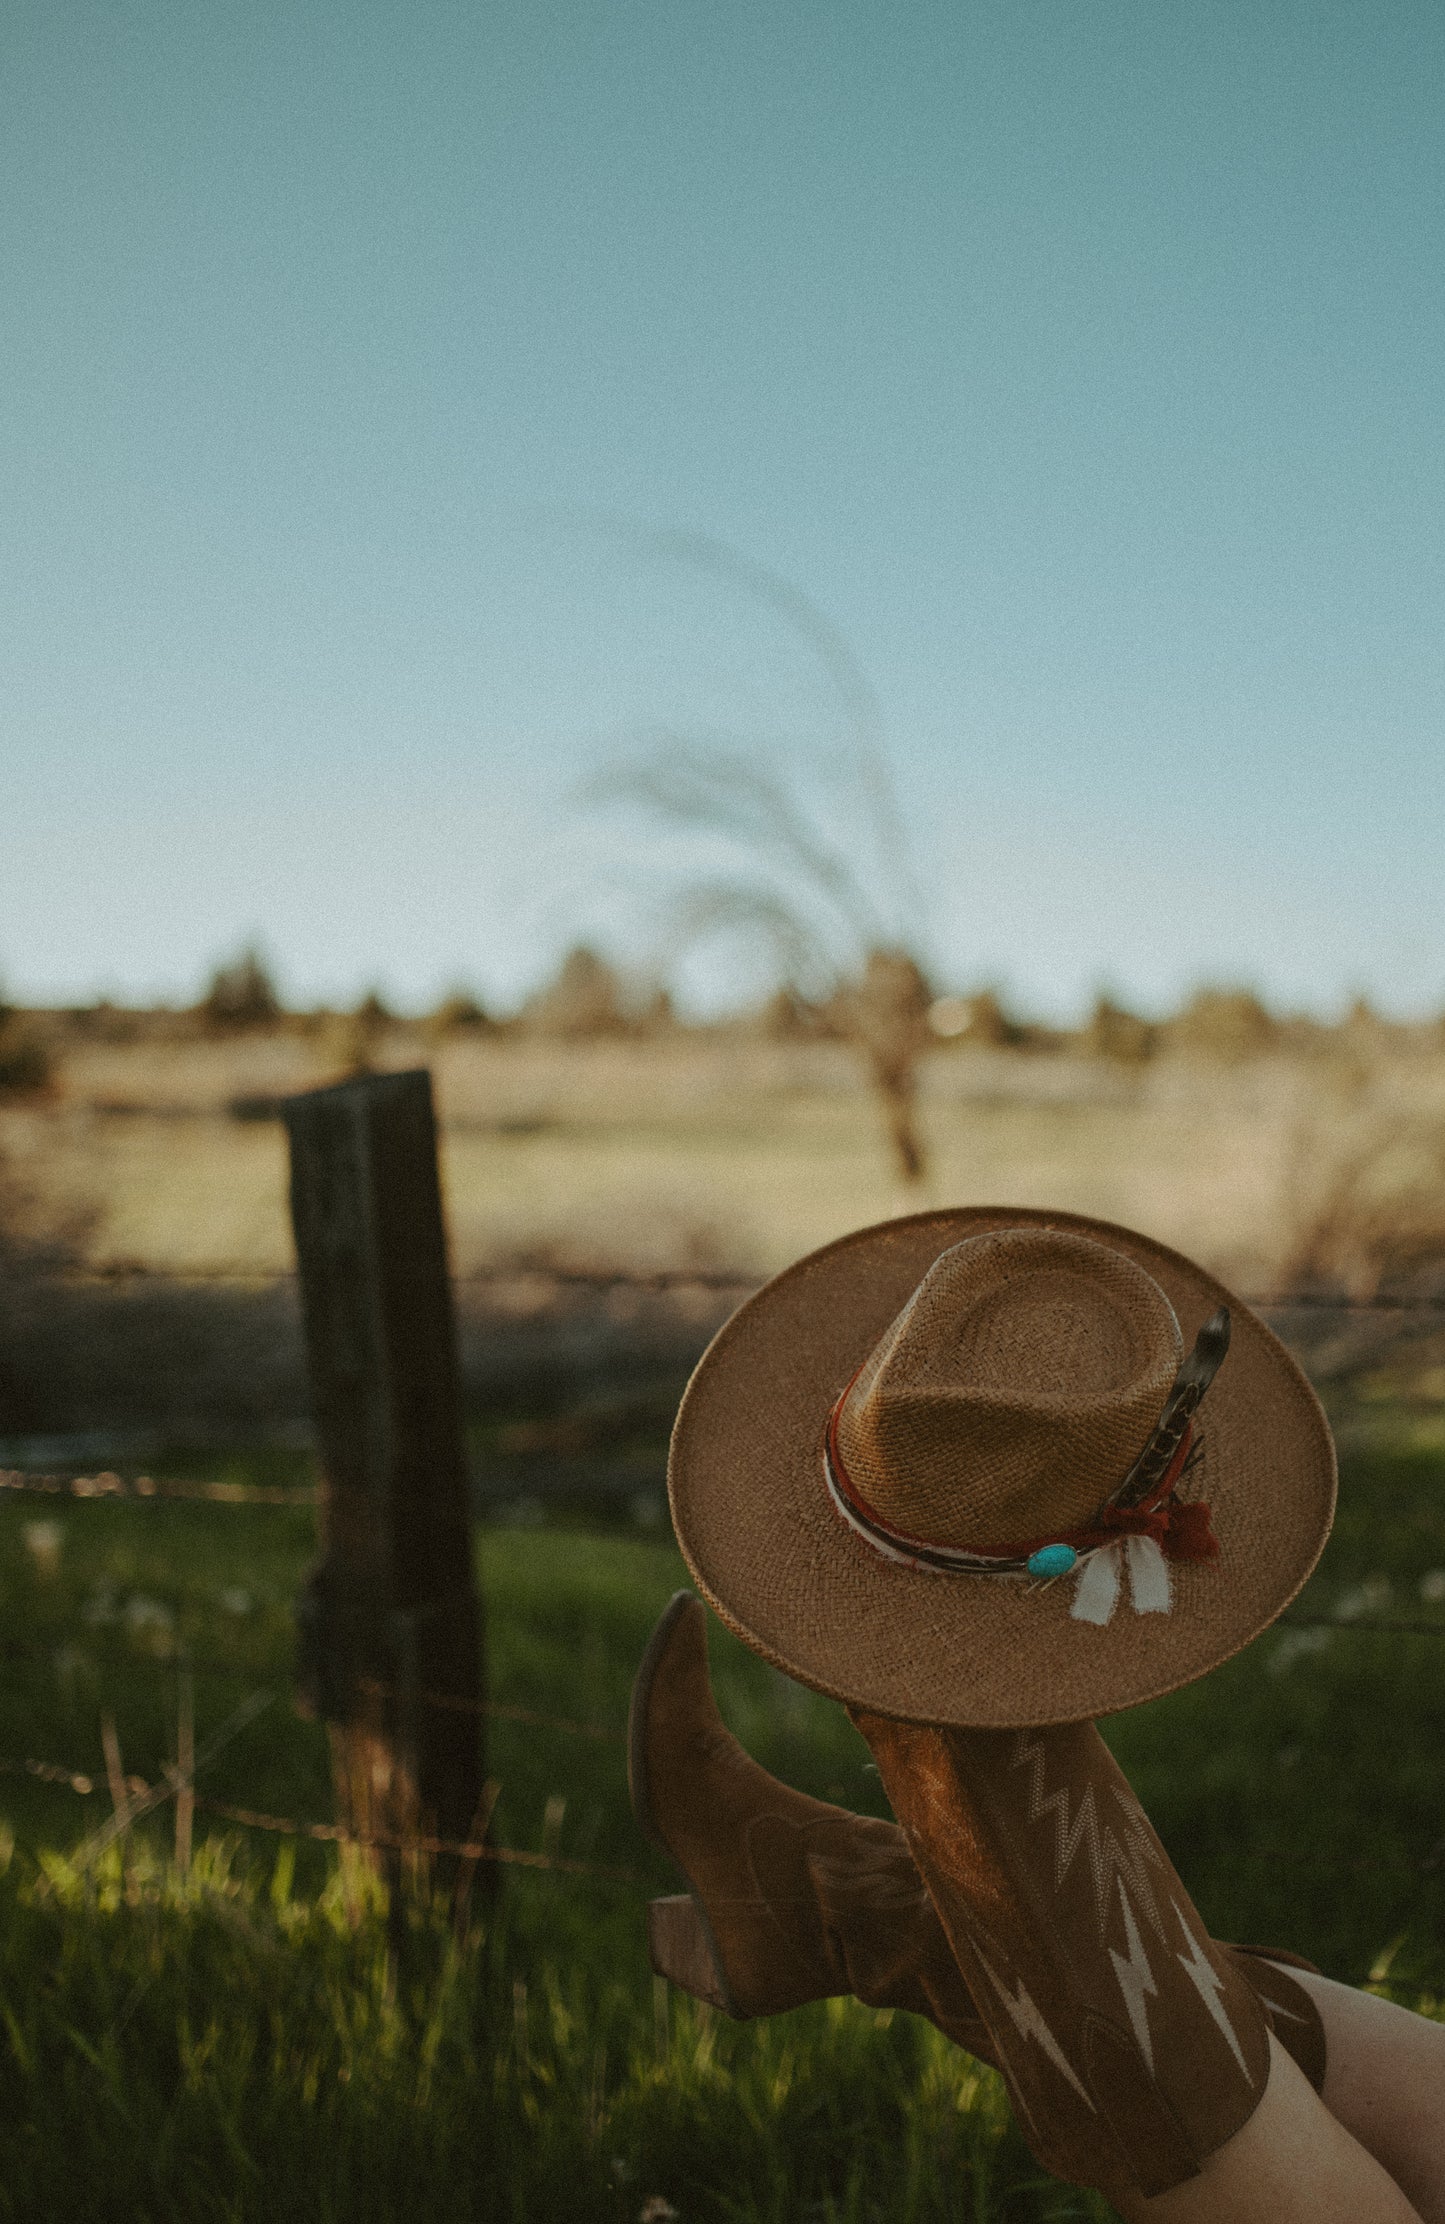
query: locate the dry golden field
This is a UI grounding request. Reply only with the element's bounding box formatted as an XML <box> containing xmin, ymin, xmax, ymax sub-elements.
<box><xmin>4</xmin><ymin>1025</ymin><xmax>1444</xmax><ymax>1297</ymax></box>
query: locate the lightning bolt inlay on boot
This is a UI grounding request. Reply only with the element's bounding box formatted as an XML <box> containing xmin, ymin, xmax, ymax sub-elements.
<box><xmin>849</xmin><ymin>1707</ymin><xmax>1276</xmax><ymax>2200</ymax></box>
<box><xmin>631</xmin><ymin>1591</ymin><xmax>1325</xmax><ymax>2115</ymax></box>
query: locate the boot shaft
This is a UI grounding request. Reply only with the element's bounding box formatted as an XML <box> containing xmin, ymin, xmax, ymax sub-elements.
<box><xmin>850</xmin><ymin>1708</ymin><xmax>1272</xmax><ymax>2198</ymax></box>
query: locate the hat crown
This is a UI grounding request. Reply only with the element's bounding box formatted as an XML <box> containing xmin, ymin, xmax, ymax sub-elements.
<box><xmin>835</xmin><ymin>1229</ymin><xmax>1183</xmax><ymax>1552</ymax></box>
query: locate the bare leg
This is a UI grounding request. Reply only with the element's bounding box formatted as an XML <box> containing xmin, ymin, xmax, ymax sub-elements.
<box><xmin>1111</xmin><ymin>2035</ymin><xmax>1423</xmax><ymax>2224</ymax></box>
<box><xmin>1259</xmin><ymin>1968</ymin><xmax>1445</xmax><ymax>2224</ymax></box>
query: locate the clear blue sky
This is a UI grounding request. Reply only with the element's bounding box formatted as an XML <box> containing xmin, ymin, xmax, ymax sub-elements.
<box><xmin>5</xmin><ymin>0</ymin><xmax>1443</xmax><ymax>1018</ymax></box>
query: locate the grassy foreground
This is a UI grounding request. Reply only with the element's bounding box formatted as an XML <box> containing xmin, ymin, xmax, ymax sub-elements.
<box><xmin>0</xmin><ymin>1422</ymin><xmax>1443</xmax><ymax>2219</ymax></box>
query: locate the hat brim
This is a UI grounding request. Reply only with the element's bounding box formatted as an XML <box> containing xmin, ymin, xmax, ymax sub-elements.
<box><xmin>668</xmin><ymin>1208</ymin><xmax>1336</xmax><ymax>1727</ymax></box>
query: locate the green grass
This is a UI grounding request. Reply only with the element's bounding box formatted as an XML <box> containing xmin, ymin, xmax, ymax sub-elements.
<box><xmin>0</xmin><ymin>1417</ymin><xmax>1442</xmax><ymax>2219</ymax></box>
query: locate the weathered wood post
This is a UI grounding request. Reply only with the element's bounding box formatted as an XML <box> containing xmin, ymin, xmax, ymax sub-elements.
<box><xmin>282</xmin><ymin>1069</ymin><xmax>487</xmax><ymax>1899</ymax></box>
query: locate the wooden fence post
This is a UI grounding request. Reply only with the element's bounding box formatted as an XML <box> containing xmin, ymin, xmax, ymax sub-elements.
<box><xmin>282</xmin><ymin>1069</ymin><xmax>487</xmax><ymax>1896</ymax></box>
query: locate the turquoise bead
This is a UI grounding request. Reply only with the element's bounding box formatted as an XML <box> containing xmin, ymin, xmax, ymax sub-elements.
<box><xmin>1027</xmin><ymin>1544</ymin><xmax>1078</xmax><ymax>1579</ymax></box>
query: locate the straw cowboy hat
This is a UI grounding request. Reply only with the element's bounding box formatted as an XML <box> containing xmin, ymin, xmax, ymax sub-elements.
<box><xmin>667</xmin><ymin>1208</ymin><xmax>1335</xmax><ymax>1727</ymax></box>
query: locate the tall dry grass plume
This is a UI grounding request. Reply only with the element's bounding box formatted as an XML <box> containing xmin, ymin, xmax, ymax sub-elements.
<box><xmin>584</xmin><ymin>534</ymin><xmax>937</xmax><ymax>1187</ymax></box>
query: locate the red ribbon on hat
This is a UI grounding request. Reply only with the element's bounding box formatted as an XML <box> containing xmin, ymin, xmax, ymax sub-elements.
<box><xmin>825</xmin><ymin>1380</ymin><xmax>1220</xmax><ymax>1572</ymax></box>
<box><xmin>1027</xmin><ymin>1425</ymin><xmax>1221</xmax><ymax>1565</ymax></box>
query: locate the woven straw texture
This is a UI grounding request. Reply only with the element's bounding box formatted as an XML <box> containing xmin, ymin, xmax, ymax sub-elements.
<box><xmin>668</xmin><ymin>1207</ymin><xmax>1336</xmax><ymax>1728</ymax></box>
<box><xmin>835</xmin><ymin>1229</ymin><xmax>1183</xmax><ymax>1550</ymax></box>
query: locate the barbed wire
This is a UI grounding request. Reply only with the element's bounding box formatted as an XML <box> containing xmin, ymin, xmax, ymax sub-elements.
<box><xmin>7</xmin><ymin>1740</ymin><xmax>1445</xmax><ymax>1900</ymax></box>
<box><xmin>48</xmin><ymin>1768</ymin><xmax>1445</xmax><ymax>2001</ymax></box>
<box><xmin>28</xmin><ymin>1263</ymin><xmax>756</xmax><ymax>1293</ymax></box>
<box><xmin>0</xmin><ymin>1469</ymin><xmax>318</xmax><ymax>1506</ymax></box>
<box><xmin>22</xmin><ymin>1260</ymin><xmax>1445</xmax><ymax>1314</ymax></box>
<box><xmin>0</xmin><ymin>1465</ymin><xmax>660</xmax><ymax>1518</ymax></box>
<box><xmin>352</xmin><ymin>1676</ymin><xmax>621</xmax><ymax>1739</ymax></box>
<box><xmin>0</xmin><ymin>1750</ymin><xmax>646</xmax><ymax>1884</ymax></box>
<box><xmin>1280</xmin><ymin>1616</ymin><xmax>1445</xmax><ymax>1637</ymax></box>
<box><xmin>192</xmin><ymin>1797</ymin><xmax>645</xmax><ymax>1880</ymax></box>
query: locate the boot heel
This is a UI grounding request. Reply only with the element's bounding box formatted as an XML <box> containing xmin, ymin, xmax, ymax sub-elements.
<box><xmin>647</xmin><ymin>1896</ymin><xmax>741</xmax><ymax>2017</ymax></box>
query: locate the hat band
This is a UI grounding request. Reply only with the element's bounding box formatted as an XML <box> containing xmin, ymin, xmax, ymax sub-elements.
<box><xmin>823</xmin><ymin>1403</ymin><xmax>1205</xmax><ymax>1575</ymax></box>
<box><xmin>821</xmin><ymin>1306</ymin><xmax>1231</xmax><ymax>1585</ymax></box>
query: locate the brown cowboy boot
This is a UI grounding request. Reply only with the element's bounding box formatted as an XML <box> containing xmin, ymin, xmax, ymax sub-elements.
<box><xmin>633</xmin><ymin>1594</ymin><xmax>1325</xmax><ymax>2104</ymax></box>
<box><xmin>631</xmin><ymin>1591</ymin><xmax>992</xmax><ymax>2053</ymax></box>
<box><xmin>850</xmin><ymin>1707</ymin><xmax>1282</xmax><ymax>2201</ymax></box>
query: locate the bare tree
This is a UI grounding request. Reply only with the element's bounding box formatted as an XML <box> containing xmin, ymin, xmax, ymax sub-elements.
<box><xmin>845</xmin><ymin>947</ymin><xmax>934</xmax><ymax>1183</ymax></box>
<box><xmin>586</xmin><ymin>536</ymin><xmax>937</xmax><ymax>1186</ymax></box>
